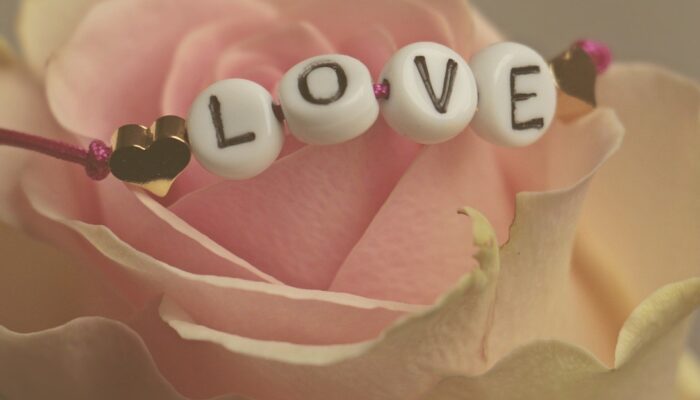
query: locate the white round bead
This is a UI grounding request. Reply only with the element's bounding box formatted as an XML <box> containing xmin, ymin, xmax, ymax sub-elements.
<box><xmin>379</xmin><ymin>42</ymin><xmax>477</xmax><ymax>145</ymax></box>
<box><xmin>188</xmin><ymin>79</ymin><xmax>284</xmax><ymax>180</ymax></box>
<box><xmin>469</xmin><ymin>42</ymin><xmax>557</xmax><ymax>148</ymax></box>
<box><xmin>278</xmin><ymin>54</ymin><xmax>379</xmax><ymax>145</ymax></box>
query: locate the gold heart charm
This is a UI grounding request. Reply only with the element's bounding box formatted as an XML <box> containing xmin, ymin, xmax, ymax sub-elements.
<box><xmin>109</xmin><ymin>115</ymin><xmax>191</xmax><ymax>197</ymax></box>
<box><xmin>549</xmin><ymin>45</ymin><xmax>598</xmax><ymax>122</ymax></box>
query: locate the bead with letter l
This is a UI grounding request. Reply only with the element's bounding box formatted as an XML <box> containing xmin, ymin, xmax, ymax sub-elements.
<box><xmin>187</xmin><ymin>79</ymin><xmax>285</xmax><ymax>180</ymax></box>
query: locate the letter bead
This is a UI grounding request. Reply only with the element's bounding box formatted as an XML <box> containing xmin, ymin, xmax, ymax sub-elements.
<box><xmin>279</xmin><ymin>55</ymin><xmax>379</xmax><ymax>145</ymax></box>
<box><xmin>469</xmin><ymin>42</ymin><xmax>557</xmax><ymax>147</ymax></box>
<box><xmin>187</xmin><ymin>79</ymin><xmax>284</xmax><ymax>180</ymax></box>
<box><xmin>379</xmin><ymin>42</ymin><xmax>478</xmax><ymax>145</ymax></box>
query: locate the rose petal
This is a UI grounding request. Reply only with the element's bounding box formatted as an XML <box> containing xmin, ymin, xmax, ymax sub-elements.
<box><xmin>420</xmin><ymin>279</ymin><xmax>700</xmax><ymax>400</ymax></box>
<box><xmin>46</xmin><ymin>0</ymin><xmax>276</xmax><ymax>138</ymax></box>
<box><xmin>677</xmin><ymin>352</ymin><xmax>700</xmax><ymax>400</ymax></box>
<box><xmin>214</xmin><ymin>21</ymin><xmax>335</xmax><ymax>90</ymax></box>
<box><xmin>16</xmin><ymin>0</ymin><xmax>103</xmax><ymax>76</ymax></box>
<box><xmin>331</xmin><ymin>111</ymin><xmax>623</xmax><ymax>305</ymax></box>
<box><xmin>412</xmin><ymin>0</ymin><xmax>476</xmax><ymax>54</ymax></box>
<box><xmin>21</xmin><ymin>171</ymin><xmax>424</xmax><ymax>346</ymax></box>
<box><xmin>287</xmin><ymin>0</ymin><xmax>455</xmax><ymax>50</ymax></box>
<box><xmin>0</xmin><ymin>318</ymin><xmax>191</xmax><ymax>399</ymax></box>
<box><xmin>0</xmin><ymin>53</ymin><xmax>68</xmax><ymax>226</ymax></box>
<box><xmin>324</xmin><ymin>5</ymin><xmax>501</xmax><ymax>304</ymax></box>
<box><xmin>571</xmin><ymin>65</ymin><xmax>700</xmax><ymax>364</ymax></box>
<box><xmin>127</xmin><ymin>208</ymin><xmax>499</xmax><ymax>398</ymax></box>
<box><xmin>19</xmin><ymin>155</ymin><xmax>282</xmax><ymax>283</ymax></box>
<box><xmin>337</xmin><ymin>26</ymin><xmax>397</xmax><ymax>78</ymax></box>
<box><xmin>485</xmin><ymin>111</ymin><xmax>625</xmax><ymax>366</ymax></box>
<box><xmin>135</xmin><ymin>217</ymin><xmax>698</xmax><ymax>400</ymax></box>
<box><xmin>161</xmin><ymin>13</ymin><xmax>279</xmax><ymax>117</ymax></box>
<box><xmin>330</xmin><ymin>132</ymin><xmax>512</xmax><ymax>303</ymax></box>
<box><xmin>577</xmin><ymin>64</ymin><xmax>700</xmax><ymax>309</ymax></box>
<box><xmin>0</xmin><ymin>223</ymin><xmax>130</xmax><ymax>333</ymax></box>
<box><xmin>170</xmin><ymin>125</ymin><xmax>420</xmax><ymax>289</ymax></box>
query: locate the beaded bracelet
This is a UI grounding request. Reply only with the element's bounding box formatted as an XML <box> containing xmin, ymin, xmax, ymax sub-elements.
<box><xmin>0</xmin><ymin>39</ymin><xmax>611</xmax><ymax>197</ymax></box>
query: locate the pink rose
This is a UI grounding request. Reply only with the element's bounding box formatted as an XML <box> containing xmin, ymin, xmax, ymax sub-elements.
<box><xmin>1</xmin><ymin>0</ymin><xmax>699</xmax><ymax>399</ymax></box>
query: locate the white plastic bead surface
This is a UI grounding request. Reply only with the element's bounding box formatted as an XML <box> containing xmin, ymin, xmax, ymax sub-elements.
<box><xmin>379</xmin><ymin>42</ymin><xmax>478</xmax><ymax>145</ymax></box>
<box><xmin>469</xmin><ymin>42</ymin><xmax>557</xmax><ymax>147</ymax></box>
<box><xmin>187</xmin><ymin>79</ymin><xmax>284</xmax><ymax>180</ymax></box>
<box><xmin>279</xmin><ymin>54</ymin><xmax>379</xmax><ymax>145</ymax></box>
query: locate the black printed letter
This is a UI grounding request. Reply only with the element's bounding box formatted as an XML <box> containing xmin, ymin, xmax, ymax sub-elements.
<box><xmin>414</xmin><ymin>56</ymin><xmax>458</xmax><ymax>114</ymax></box>
<box><xmin>510</xmin><ymin>66</ymin><xmax>545</xmax><ymax>131</ymax></box>
<box><xmin>209</xmin><ymin>95</ymin><xmax>256</xmax><ymax>149</ymax></box>
<box><xmin>298</xmin><ymin>61</ymin><xmax>348</xmax><ymax>105</ymax></box>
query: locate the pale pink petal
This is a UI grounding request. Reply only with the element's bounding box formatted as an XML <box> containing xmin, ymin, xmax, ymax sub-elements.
<box><xmin>331</xmin><ymin>111</ymin><xmax>623</xmax><ymax>305</ymax></box>
<box><xmin>46</xmin><ymin>0</ymin><xmax>276</xmax><ymax>139</ymax></box>
<box><xmin>214</xmin><ymin>22</ymin><xmax>335</xmax><ymax>88</ymax></box>
<box><xmin>330</xmin><ymin>132</ymin><xmax>512</xmax><ymax>303</ymax></box>
<box><xmin>287</xmin><ymin>0</ymin><xmax>454</xmax><ymax>50</ymax></box>
<box><xmin>170</xmin><ymin>125</ymin><xmax>420</xmax><ymax>289</ymax></box>
<box><xmin>337</xmin><ymin>26</ymin><xmax>397</xmax><ymax>78</ymax></box>
<box><xmin>19</xmin><ymin>159</ymin><xmax>279</xmax><ymax>283</ymax></box>
<box><xmin>21</xmin><ymin>173</ymin><xmax>421</xmax><ymax>344</ymax></box>
<box><xmin>161</xmin><ymin>13</ymin><xmax>279</xmax><ymax>117</ymax></box>
<box><xmin>130</xmin><ymin>208</ymin><xmax>498</xmax><ymax>398</ymax></box>
<box><xmin>411</xmin><ymin>0</ymin><xmax>476</xmax><ymax>54</ymax></box>
<box><xmin>16</xmin><ymin>0</ymin><xmax>105</xmax><ymax>76</ymax></box>
<box><xmin>160</xmin><ymin>159</ymin><xmax>226</xmax><ymax>206</ymax></box>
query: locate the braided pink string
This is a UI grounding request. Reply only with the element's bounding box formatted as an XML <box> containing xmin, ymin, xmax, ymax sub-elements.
<box><xmin>0</xmin><ymin>127</ymin><xmax>111</xmax><ymax>180</ymax></box>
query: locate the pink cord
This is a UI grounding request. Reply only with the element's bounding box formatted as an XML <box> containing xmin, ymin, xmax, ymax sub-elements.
<box><xmin>0</xmin><ymin>127</ymin><xmax>112</xmax><ymax>180</ymax></box>
<box><xmin>373</xmin><ymin>81</ymin><xmax>390</xmax><ymax>99</ymax></box>
<box><xmin>575</xmin><ymin>39</ymin><xmax>612</xmax><ymax>74</ymax></box>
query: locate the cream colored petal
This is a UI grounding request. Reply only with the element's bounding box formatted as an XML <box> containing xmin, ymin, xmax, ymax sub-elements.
<box><xmin>419</xmin><ymin>278</ymin><xmax>700</xmax><ymax>400</ymax></box>
<box><xmin>0</xmin><ymin>223</ymin><xmax>130</xmax><ymax>334</ymax></box>
<box><xmin>677</xmin><ymin>352</ymin><xmax>700</xmax><ymax>400</ymax></box>
<box><xmin>0</xmin><ymin>317</ymin><xmax>250</xmax><ymax>399</ymax></box>
<box><xmin>577</xmin><ymin>64</ymin><xmax>700</xmax><ymax>310</ymax></box>
<box><xmin>487</xmin><ymin>110</ymin><xmax>625</xmax><ymax>364</ymax></box>
<box><xmin>16</xmin><ymin>0</ymin><xmax>104</xmax><ymax>76</ymax></box>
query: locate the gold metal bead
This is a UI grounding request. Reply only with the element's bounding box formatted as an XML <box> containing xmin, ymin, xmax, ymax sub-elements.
<box><xmin>109</xmin><ymin>115</ymin><xmax>191</xmax><ymax>197</ymax></box>
<box><xmin>549</xmin><ymin>46</ymin><xmax>599</xmax><ymax>122</ymax></box>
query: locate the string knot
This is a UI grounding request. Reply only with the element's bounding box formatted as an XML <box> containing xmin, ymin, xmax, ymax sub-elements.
<box><xmin>85</xmin><ymin>140</ymin><xmax>112</xmax><ymax>180</ymax></box>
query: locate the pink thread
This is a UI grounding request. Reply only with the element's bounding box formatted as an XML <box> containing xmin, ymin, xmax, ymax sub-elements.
<box><xmin>374</xmin><ymin>81</ymin><xmax>390</xmax><ymax>99</ymax></box>
<box><xmin>575</xmin><ymin>39</ymin><xmax>612</xmax><ymax>74</ymax></box>
<box><xmin>0</xmin><ymin>127</ymin><xmax>112</xmax><ymax>181</ymax></box>
<box><xmin>85</xmin><ymin>140</ymin><xmax>112</xmax><ymax>180</ymax></box>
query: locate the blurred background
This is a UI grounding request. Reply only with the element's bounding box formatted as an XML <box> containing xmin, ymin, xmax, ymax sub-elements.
<box><xmin>0</xmin><ymin>0</ymin><xmax>698</xmax><ymax>351</ymax></box>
